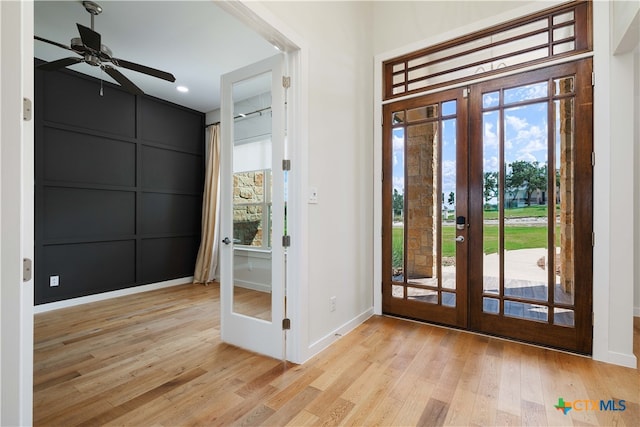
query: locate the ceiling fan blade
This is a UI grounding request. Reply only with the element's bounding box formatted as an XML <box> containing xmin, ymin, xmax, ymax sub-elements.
<box><xmin>76</xmin><ymin>23</ymin><xmax>102</xmax><ymax>52</ymax></box>
<box><xmin>34</xmin><ymin>36</ymin><xmax>74</xmax><ymax>52</ymax></box>
<box><xmin>113</xmin><ymin>58</ymin><xmax>176</xmax><ymax>82</ymax></box>
<box><xmin>38</xmin><ymin>57</ymin><xmax>83</xmax><ymax>71</ymax></box>
<box><xmin>103</xmin><ymin>66</ymin><xmax>144</xmax><ymax>95</ymax></box>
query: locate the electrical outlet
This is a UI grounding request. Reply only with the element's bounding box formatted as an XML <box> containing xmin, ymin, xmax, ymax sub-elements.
<box><xmin>309</xmin><ymin>187</ymin><xmax>318</xmax><ymax>204</ymax></box>
<box><xmin>330</xmin><ymin>296</ymin><xmax>336</xmax><ymax>312</ymax></box>
<box><xmin>49</xmin><ymin>275</ymin><xmax>59</xmax><ymax>287</ymax></box>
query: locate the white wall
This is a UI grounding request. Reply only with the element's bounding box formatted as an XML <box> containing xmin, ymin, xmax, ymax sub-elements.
<box><xmin>372</xmin><ymin>0</ymin><xmax>542</xmax><ymax>55</ymax></box>
<box><xmin>371</xmin><ymin>1</ymin><xmax>637</xmax><ymax>367</ymax></box>
<box><xmin>635</xmin><ymin>48</ymin><xmax>640</xmax><ymax>317</ymax></box>
<box><xmin>260</xmin><ymin>1</ymin><xmax>375</xmax><ymax>353</ymax></box>
<box><xmin>593</xmin><ymin>0</ymin><xmax>638</xmax><ymax>367</ymax></box>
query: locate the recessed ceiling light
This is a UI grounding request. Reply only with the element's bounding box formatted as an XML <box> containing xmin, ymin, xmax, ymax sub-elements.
<box><xmin>176</xmin><ymin>85</ymin><xmax>189</xmax><ymax>93</ymax></box>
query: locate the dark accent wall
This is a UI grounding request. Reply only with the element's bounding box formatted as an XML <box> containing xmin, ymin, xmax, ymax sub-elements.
<box><xmin>35</xmin><ymin>61</ymin><xmax>204</xmax><ymax>305</ymax></box>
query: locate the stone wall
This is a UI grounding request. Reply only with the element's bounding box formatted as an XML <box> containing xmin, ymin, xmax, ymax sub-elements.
<box><xmin>406</xmin><ymin>122</ymin><xmax>438</xmax><ymax>280</ymax></box>
<box><xmin>558</xmin><ymin>90</ymin><xmax>574</xmax><ymax>294</ymax></box>
<box><xmin>233</xmin><ymin>170</ymin><xmax>265</xmax><ymax>247</ymax></box>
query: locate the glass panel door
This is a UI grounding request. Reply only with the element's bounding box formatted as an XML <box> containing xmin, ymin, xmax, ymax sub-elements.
<box><xmin>468</xmin><ymin>59</ymin><xmax>593</xmax><ymax>354</ymax></box>
<box><xmin>220</xmin><ymin>54</ymin><xmax>285</xmax><ymax>359</ymax></box>
<box><xmin>382</xmin><ymin>88</ymin><xmax>468</xmax><ymax>328</ymax></box>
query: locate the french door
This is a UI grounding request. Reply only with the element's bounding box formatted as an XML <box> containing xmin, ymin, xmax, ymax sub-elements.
<box><xmin>382</xmin><ymin>59</ymin><xmax>593</xmax><ymax>354</ymax></box>
<box><xmin>220</xmin><ymin>54</ymin><xmax>286</xmax><ymax>359</ymax></box>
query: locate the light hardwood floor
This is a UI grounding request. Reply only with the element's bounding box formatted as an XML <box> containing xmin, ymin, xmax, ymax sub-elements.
<box><xmin>34</xmin><ymin>283</ymin><xmax>639</xmax><ymax>426</ymax></box>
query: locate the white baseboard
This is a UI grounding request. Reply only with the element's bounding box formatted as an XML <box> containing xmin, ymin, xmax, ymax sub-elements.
<box><xmin>593</xmin><ymin>350</ymin><xmax>638</xmax><ymax>369</ymax></box>
<box><xmin>634</xmin><ymin>306</ymin><xmax>640</xmax><ymax>317</ymax></box>
<box><xmin>303</xmin><ymin>307</ymin><xmax>374</xmax><ymax>364</ymax></box>
<box><xmin>33</xmin><ymin>277</ymin><xmax>194</xmax><ymax>314</ymax></box>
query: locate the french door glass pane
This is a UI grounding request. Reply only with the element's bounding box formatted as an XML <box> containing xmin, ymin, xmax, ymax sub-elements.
<box><xmin>387</xmin><ymin>98</ymin><xmax>459</xmax><ymax>310</ymax></box>
<box><xmin>406</xmin><ymin>121</ymin><xmax>438</xmax><ymax>286</ymax></box>
<box><xmin>480</xmin><ymin>75</ymin><xmax>581</xmax><ymax>325</ymax></box>
<box><xmin>482</xmin><ymin>110</ymin><xmax>500</xmax><ymax>298</ymax></box>
<box><xmin>503</xmin><ymin>102</ymin><xmax>549</xmax><ymax>303</ymax></box>
<box><xmin>392</xmin><ymin>126</ymin><xmax>405</xmax><ymax>283</ymax></box>
<box><xmin>231</xmin><ymin>70</ymin><xmax>273</xmax><ymax>322</ymax></box>
<box><xmin>554</xmin><ymin>97</ymin><xmax>575</xmax><ymax>307</ymax></box>
<box><xmin>442</xmin><ymin>118</ymin><xmax>457</xmax><ymax>290</ymax></box>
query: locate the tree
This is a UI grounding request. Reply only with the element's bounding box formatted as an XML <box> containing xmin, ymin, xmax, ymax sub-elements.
<box><xmin>506</xmin><ymin>160</ymin><xmax>547</xmax><ymax>206</ymax></box>
<box><xmin>483</xmin><ymin>172</ymin><xmax>498</xmax><ymax>207</ymax></box>
<box><xmin>392</xmin><ymin>189</ymin><xmax>404</xmax><ymax>217</ymax></box>
<box><xmin>447</xmin><ymin>191</ymin><xmax>455</xmax><ymax>206</ymax></box>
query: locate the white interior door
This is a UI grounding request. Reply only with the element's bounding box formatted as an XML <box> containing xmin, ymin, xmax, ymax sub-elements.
<box><xmin>220</xmin><ymin>54</ymin><xmax>285</xmax><ymax>359</ymax></box>
<box><xmin>0</xmin><ymin>1</ymin><xmax>34</xmax><ymax>424</ymax></box>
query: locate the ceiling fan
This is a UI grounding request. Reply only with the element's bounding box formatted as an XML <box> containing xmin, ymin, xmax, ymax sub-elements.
<box><xmin>34</xmin><ymin>0</ymin><xmax>176</xmax><ymax>95</ymax></box>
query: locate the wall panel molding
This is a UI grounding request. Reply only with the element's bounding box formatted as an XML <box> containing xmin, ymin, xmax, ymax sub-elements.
<box><xmin>35</xmin><ymin>61</ymin><xmax>204</xmax><ymax>305</ymax></box>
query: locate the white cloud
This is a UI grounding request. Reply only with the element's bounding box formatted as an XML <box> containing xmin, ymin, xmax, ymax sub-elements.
<box><xmin>505</xmin><ymin>114</ymin><xmax>528</xmax><ymax>131</ymax></box>
<box><xmin>392</xmin><ymin>132</ymin><xmax>404</xmax><ymax>152</ymax></box>
<box><xmin>483</xmin><ymin>121</ymin><xmax>498</xmax><ymax>147</ymax></box>
<box><xmin>393</xmin><ymin>175</ymin><xmax>404</xmax><ymax>192</ymax></box>
<box><xmin>442</xmin><ymin>160</ymin><xmax>456</xmax><ymax>194</ymax></box>
<box><xmin>517</xmin><ymin>152</ymin><xmax>537</xmax><ymax>162</ymax></box>
<box><xmin>483</xmin><ymin>156</ymin><xmax>499</xmax><ymax>172</ymax></box>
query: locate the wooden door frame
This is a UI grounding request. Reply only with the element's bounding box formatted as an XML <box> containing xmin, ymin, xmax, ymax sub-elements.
<box><xmin>467</xmin><ymin>58</ymin><xmax>593</xmax><ymax>354</ymax></box>
<box><xmin>381</xmin><ymin>88</ymin><xmax>469</xmax><ymax>328</ymax></box>
<box><xmin>381</xmin><ymin>59</ymin><xmax>593</xmax><ymax>354</ymax></box>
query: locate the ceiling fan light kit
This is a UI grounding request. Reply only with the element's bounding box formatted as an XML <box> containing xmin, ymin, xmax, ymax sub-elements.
<box><xmin>34</xmin><ymin>1</ymin><xmax>176</xmax><ymax>95</ymax></box>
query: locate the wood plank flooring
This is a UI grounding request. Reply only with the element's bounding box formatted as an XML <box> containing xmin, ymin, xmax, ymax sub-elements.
<box><xmin>34</xmin><ymin>283</ymin><xmax>639</xmax><ymax>426</ymax></box>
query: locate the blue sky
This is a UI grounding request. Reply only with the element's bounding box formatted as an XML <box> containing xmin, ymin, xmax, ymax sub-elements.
<box><xmin>392</xmin><ymin>81</ymin><xmax>554</xmax><ymax>209</ymax></box>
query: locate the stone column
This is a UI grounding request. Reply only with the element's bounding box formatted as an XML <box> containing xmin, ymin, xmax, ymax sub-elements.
<box><xmin>406</xmin><ymin>122</ymin><xmax>438</xmax><ymax>280</ymax></box>
<box><xmin>558</xmin><ymin>93</ymin><xmax>574</xmax><ymax>294</ymax></box>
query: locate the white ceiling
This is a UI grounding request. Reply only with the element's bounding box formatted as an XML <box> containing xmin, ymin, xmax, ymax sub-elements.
<box><xmin>34</xmin><ymin>1</ymin><xmax>279</xmax><ymax>113</ymax></box>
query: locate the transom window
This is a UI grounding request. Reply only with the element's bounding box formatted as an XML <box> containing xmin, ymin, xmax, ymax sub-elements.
<box><xmin>383</xmin><ymin>1</ymin><xmax>591</xmax><ymax>100</ymax></box>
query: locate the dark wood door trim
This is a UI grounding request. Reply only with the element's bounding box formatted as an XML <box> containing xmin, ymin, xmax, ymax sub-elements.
<box><xmin>467</xmin><ymin>58</ymin><xmax>593</xmax><ymax>354</ymax></box>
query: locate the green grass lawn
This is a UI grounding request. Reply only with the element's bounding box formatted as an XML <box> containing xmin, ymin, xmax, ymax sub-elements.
<box><xmin>392</xmin><ymin>223</ymin><xmax>554</xmax><ymax>268</ymax></box>
<box><xmin>482</xmin><ymin>205</ymin><xmax>559</xmax><ymax>220</ymax></box>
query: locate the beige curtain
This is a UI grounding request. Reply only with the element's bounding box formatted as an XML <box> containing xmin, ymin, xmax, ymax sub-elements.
<box><xmin>194</xmin><ymin>124</ymin><xmax>221</xmax><ymax>284</ymax></box>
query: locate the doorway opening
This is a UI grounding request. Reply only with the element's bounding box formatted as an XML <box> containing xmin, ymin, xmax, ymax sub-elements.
<box><xmin>382</xmin><ymin>59</ymin><xmax>593</xmax><ymax>354</ymax></box>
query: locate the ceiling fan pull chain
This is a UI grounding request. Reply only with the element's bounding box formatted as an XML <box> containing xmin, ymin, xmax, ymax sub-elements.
<box><xmin>100</xmin><ymin>67</ymin><xmax>104</xmax><ymax>96</ymax></box>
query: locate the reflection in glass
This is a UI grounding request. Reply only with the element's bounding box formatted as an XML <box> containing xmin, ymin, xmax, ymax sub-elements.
<box><xmin>505</xmin><ymin>301</ymin><xmax>548</xmax><ymax>322</ymax></box>
<box><xmin>407</xmin><ymin>104</ymin><xmax>438</xmax><ymax>122</ymax></box>
<box><xmin>552</xmin><ymin>11</ymin><xmax>574</xmax><ymax>25</ymax></box>
<box><xmin>231</xmin><ymin>71</ymin><xmax>273</xmax><ymax>321</ymax></box>
<box><xmin>553</xmin><ymin>41</ymin><xmax>576</xmax><ymax>56</ymax></box>
<box><xmin>554</xmin><ymin>76</ymin><xmax>574</xmax><ymax>95</ymax></box>
<box><xmin>554</xmin><ymin>308</ymin><xmax>574</xmax><ymax>327</ymax></box>
<box><xmin>442</xmin><ymin>292</ymin><xmax>456</xmax><ymax>307</ymax></box>
<box><xmin>554</xmin><ymin>98</ymin><xmax>575</xmax><ymax>305</ymax></box>
<box><xmin>483</xmin><ymin>297</ymin><xmax>500</xmax><ymax>314</ymax></box>
<box><xmin>233</xmin><ymin>170</ymin><xmax>271</xmax><ymax>247</ymax></box>
<box><xmin>553</xmin><ymin>25</ymin><xmax>574</xmax><ymax>41</ymax></box>
<box><xmin>392</xmin><ymin>284</ymin><xmax>404</xmax><ymax>298</ymax></box>
<box><xmin>392</xmin><ymin>111</ymin><xmax>405</xmax><ymax>125</ymax></box>
<box><xmin>407</xmin><ymin>287</ymin><xmax>438</xmax><ymax>304</ymax></box>
<box><xmin>503</xmin><ymin>103</ymin><xmax>549</xmax><ymax>303</ymax></box>
<box><xmin>482</xmin><ymin>110</ymin><xmax>500</xmax><ymax>296</ymax></box>
<box><xmin>392</xmin><ymin>127</ymin><xmax>405</xmax><ymax>282</ymax></box>
<box><xmin>503</xmin><ymin>81</ymin><xmax>548</xmax><ymax>104</ymax></box>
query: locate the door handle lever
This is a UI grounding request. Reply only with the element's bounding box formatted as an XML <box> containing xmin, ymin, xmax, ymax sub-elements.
<box><xmin>455</xmin><ymin>235</ymin><xmax>465</xmax><ymax>243</ymax></box>
<box><xmin>222</xmin><ymin>237</ymin><xmax>231</xmax><ymax>245</ymax></box>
